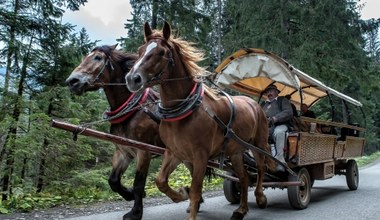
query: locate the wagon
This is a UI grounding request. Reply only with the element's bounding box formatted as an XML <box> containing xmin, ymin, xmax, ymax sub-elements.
<box><xmin>52</xmin><ymin>47</ymin><xmax>366</xmax><ymax>211</ymax></box>
<box><xmin>213</xmin><ymin>48</ymin><xmax>366</xmax><ymax>209</ymax></box>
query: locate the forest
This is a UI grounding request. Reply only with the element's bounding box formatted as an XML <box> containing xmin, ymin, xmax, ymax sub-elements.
<box><xmin>0</xmin><ymin>0</ymin><xmax>380</xmax><ymax>213</ymax></box>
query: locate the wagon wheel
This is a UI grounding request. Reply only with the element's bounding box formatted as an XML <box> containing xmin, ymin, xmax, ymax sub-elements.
<box><xmin>310</xmin><ymin>177</ymin><xmax>315</xmax><ymax>188</ymax></box>
<box><xmin>346</xmin><ymin>159</ymin><xmax>359</xmax><ymax>190</ymax></box>
<box><xmin>287</xmin><ymin>168</ymin><xmax>311</xmax><ymax>209</ymax></box>
<box><xmin>223</xmin><ymin>172</ymin><xmax>240</xmax><ymax>204</ymax></box>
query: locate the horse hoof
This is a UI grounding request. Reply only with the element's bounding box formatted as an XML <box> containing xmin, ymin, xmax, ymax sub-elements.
<box><xmin>256</xmin><ymin>196</ymin><xmax>268</xmax><ymax>209</ymax></box>
<box><xmin>121</xmin><ymin>189</ymin><xmax>135</xmax><ymax>201</ymax></box>
<box><xmin>123</xmin><ymin>209</ymin><xmax>142</xmax><ymax>220</ymax></box>
<box><xmin>230</xmin><ymin>212</ymin><xmax>245</xmax><ymax>220</ymax></box>
<box><xmin>186</xmin><ymin>196</ymin><xmax>204</xmax><ymax>213</ymax></box>
<box><xmin>178</xmin><ymin>186</ymin><xmax>190</xmax><ymax>200</ymax></box>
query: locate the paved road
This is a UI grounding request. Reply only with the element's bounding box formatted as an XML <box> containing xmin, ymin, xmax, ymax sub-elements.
<box><xmin>67</xmin><ymin>160</ymin><xmax>380</xmax><ymax>220</ymax></box>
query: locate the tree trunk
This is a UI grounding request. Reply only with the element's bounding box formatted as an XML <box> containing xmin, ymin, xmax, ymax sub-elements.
<box><xmin>0</xmin><ymin>0</ymin><xmax>20</xmax><ymax>165</ymax></box>
<box><xmin>151</xmin><ymin>0</ymin><xmax>158</xmax><ymax>29</ymax></box>
<box><xmin>0</xmin><ymin>0</ymin><xmax>19</xmax><ymax>120</ymax></box>
<box><xmin>36</xmin><ymin>151</ymin><xmax>46</xmax><ymax>193</ymax></box>
<box><xmin>1</xmin><ymin>39</ymin><xmax>32</xmax><ymax>201</ymax></box>
<box><xmin>36</xmin><ymin>101</ymin><xmax>53</xmax><ymax>192</ymax></box>
<box><xmin>280</xmin><ymin>0</ymin><xmax>290</xmax><ymax>59</ymax></box>
<box><xmin>217</xmin><ymin>0</ymin><xmax>222</xmax><ymax>64</ymax></box>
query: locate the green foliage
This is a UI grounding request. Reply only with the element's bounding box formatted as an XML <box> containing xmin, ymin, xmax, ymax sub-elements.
<box><xmin>123</xmin><ymin>0</ymin><xmax>215</xmax><ymax>65</ymax></box>
<box><xmin>145</xmin><ymin>164</ymin><xmax>223</xmax><ymax>197</ymax></box>
<box><xmin>356</xmin><ymin>151</ymin><xmax>380</xmax><ymax>167</ymax></box>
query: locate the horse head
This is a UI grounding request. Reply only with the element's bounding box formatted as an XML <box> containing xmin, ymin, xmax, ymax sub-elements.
<box><xmin>125</xmin><ymin>21</ymin><xmax>175</xmax><ymax>92</ymax></box>
<box><xmin>66</xmin><ymin>44</ymin><xmax>120</xmax><ymax>95</ymax></box>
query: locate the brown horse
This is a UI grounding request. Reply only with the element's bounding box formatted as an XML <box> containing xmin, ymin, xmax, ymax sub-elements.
<box><xmin>65</xmin><ymin>45</ymin><xmax>163</xmax><ymax>220</ymax></box>
<box><xmin>125</xmin><ymin>22</ymin><xmax>276</xmax><ymax>220</ymax></box>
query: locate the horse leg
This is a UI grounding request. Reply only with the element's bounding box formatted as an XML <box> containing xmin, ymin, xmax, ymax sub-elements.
<box><xmin>253</xmin><ymin>127</ymin><xmax>273</xmax><ymax>209</ymax></box>
<box><xmin>155</xmin><ymin>150</ymin><xmax>189</xmax><ymax>203</ymax></box>
<box><xmin>253</xmin><ymin>152</ymin><xmax>267</xmax><ymax>209</ymax></box>
<box><xmin>187</xmin><ymin>158</ymin><xmax>208</xmax><ymax>220</ymax></box>
<box><xmin>229</xmin><ymin>153</ymin><xmax>249</xmax><ymax>220</ymax></box>
<box><xmin>183</xmin><ymin>162</ymin><xmax>204</xmax><ymax>213</ymax></box>
<box><xmin>123</xmin><ymin>150</ymin><xmax>151</xmax><ymax>220</ymax></box>
<box><xmin>108</xmin><ymin>149</ymin><xmax>134</xmax><ymax>201</ymax></box>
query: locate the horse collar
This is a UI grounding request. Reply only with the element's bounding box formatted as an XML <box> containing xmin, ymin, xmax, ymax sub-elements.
<box><xmin>103</xmin><ymin>88</ymin><xmax>150</xmax><ymax>124</ymax></box>
<box><xmin>157</xmin><ymin>81</ymin><xmax>204</xmax><ymax>122</ymax></box>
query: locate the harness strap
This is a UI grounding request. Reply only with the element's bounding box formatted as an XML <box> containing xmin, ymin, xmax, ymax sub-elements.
<box><xmin>103</xmin><ymin>88</ymin><xmax>150</xmax><ymax>124</ymax></box>
<box><xmin>142</xmin><ymin>90</ymin><xmax>161</xmax><ymax>124</ymax></box>
<box><xmin>217</xmin><ymin>90</ymin><xmax>236</xmax><ymax>169</ymax></box>
<box><xmin>155</xmin><ymin>81</ymin><xmax>204</xmax><ymax>122</ymax></box>
<box><xmin>204</xmin><ymin>106</ymin><xmax>296</xmax><ymax>176</ymax></box>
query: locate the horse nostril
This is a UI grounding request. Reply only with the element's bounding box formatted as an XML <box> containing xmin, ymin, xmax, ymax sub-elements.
<box><xmin>66</xmin><ymin>78</ymin><xmax>79</xmax><ymax>87</ymax></box>
<box><xmin>133</xmin><ymin>75</ymin><xmax>142</xmax><ymax>84</ymax></box>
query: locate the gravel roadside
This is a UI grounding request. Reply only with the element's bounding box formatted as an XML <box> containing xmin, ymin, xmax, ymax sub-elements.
<box><xmin>2</xmin><ymin>190</ymin><xmax>224</xmax><ymax>220</ymax></box>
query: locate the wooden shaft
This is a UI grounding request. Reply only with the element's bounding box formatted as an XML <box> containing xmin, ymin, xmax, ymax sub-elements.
<box><xmin>51</xmin><ymin>120</ymin><xmax>166</xmax><ymax>155</ymax></box>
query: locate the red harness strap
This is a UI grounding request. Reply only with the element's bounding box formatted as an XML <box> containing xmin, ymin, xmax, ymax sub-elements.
<box><xmin>161</xmin><ymin>82</ymin><xmax>204</xmax><ymax>122</ymax></box>
<box><xmin>105</xmin><ymin>88</ymin><xmax>150</xmax><ymax>124</ymax></box>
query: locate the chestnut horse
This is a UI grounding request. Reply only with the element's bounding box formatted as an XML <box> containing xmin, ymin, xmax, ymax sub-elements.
<box><xmin>65</xmin><ymin>45</ymin><xmax>163</xmax><ymax>220</ymax></box>
<box><xmin>125</xmin><ymin>22</ymin><xmax>276</xmax><ymax>220</ymax></box>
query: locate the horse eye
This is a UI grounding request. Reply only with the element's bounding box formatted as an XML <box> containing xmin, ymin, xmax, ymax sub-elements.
<box><xmin>158</xmin><ymin>49</ymin><xmax>165</xmax><ymax>56</ymax></box>
<box><xmin>94</xmin><ymin>55</ymin><xmax>102</xmax><ymax>61</ymax></box>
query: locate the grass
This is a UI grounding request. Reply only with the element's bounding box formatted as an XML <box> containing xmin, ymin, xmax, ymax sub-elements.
<box><xmin>356</xmin><ymin>151</ymin><xmax>380</xmax><ymax>167</ymax></box>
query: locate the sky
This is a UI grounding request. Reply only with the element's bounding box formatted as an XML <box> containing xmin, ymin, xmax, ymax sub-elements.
<box><xmin>62</xmin><ymin>0</ymin><xmax>133</xmax><ymax>45</ymax></box>
<box><xmin>62</xmin><ymin>0</ymin><xmax>379</xmax><ymax>46</ymax></box>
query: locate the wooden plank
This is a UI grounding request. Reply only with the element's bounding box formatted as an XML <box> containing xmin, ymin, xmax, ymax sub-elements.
<box><xmin>301</xmin><ymin>117</ymin><xmax>366</xmax><ymax>132</ymax></box>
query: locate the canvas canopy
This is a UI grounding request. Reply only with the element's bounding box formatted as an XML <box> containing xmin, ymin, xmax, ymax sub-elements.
<box><xmin>214</xmin><ymin>48</ymin><xmax>362</xmax><ymax>108</ymax></box>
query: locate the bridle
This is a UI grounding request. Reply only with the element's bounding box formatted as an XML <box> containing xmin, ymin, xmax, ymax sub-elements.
<box><xmin>142</xmin><ymin>37</ymin><xmax>192</xmax><ymax>87</ymax></box>
<box><xmin>91</xmin><ymin>52</ymin><xmax>115</xmax><ymax>85</ymax></box>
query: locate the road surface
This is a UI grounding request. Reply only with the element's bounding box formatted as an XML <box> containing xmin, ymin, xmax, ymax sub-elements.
<box><xmin>67</xmin><ymin>160</ymin><xmax>380</xmax><ymax>220</ymax></box>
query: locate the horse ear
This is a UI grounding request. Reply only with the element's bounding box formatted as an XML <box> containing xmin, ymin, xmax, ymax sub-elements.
<box><xmin>163</xmin><ymin>21</ymin><xmax>171</xmax><ymax>40</ymax></box>
<box><xmin>144</xmin><ymin>21</ymin><xmax>152</xmax><ymax>39</ymax></box>
<box><xmin>110</xmin><ymin>44</ymin><xmax>118</xmax><ymax>50</ymax></box>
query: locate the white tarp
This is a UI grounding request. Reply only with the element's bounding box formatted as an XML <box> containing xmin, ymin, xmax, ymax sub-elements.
<box><xmin>214</xmin><ymin>49</ymin><xmax>362</xmax><ymax>107</ymax></box>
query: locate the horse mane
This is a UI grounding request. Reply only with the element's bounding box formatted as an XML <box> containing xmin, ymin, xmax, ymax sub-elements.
<box><xmin>147</xmin><ymin>30</ymin><xmax>207</xmax><ymax>78</ymax></box>
<box><xmin>93</xmin><ymin>45</ymin><xmax>139</xmax><ymax>73</ymax></box>
<box><xmin>203</xmin><ymin>85</ymin><xmax>221</xmax><ymax>100</ymax></box>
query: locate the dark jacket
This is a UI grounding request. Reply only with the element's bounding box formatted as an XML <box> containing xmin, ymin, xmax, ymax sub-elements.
<box><xmin>262</xmin><ymin>96</ymin><xmax>293</xmax><ymax>126</ymax></box>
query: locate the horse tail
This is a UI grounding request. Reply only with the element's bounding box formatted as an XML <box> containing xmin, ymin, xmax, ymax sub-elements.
<box><xmin>265</xmin><ymin>148</ymin><xmax>277</xmax><ymax>172</ymax></box>
<box><xmin>246</xmin><ymin>98</ymin><xmax>277</xmax><ymax>173</ymax></box>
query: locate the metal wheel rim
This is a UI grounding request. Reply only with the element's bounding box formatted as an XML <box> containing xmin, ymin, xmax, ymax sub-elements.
<box><xmin>299</xmin><ymin>173</ymin><xmax>310</xmax><ymax>203</ymax></box>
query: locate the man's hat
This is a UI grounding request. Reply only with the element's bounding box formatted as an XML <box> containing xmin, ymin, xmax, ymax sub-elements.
<box><xmin>264</xmin><ymin>84</ymin><xmax>280</xmax><ymax>93</ymax></box>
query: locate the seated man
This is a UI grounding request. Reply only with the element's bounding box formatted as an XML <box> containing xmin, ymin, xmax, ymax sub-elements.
<box><xmin>285</xmin><ymin>94</ymin><xmax>298</xmax><ymax>117</ymax></box>
<box><xmin>301</xmin><ymin>103</ymin><xmax>316</xmax><ymax>118</ymax></box>
<box><xmin>261</xmin><ymin>85</ymin><xmax>293</xmax><ymax>172</ymax></box>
